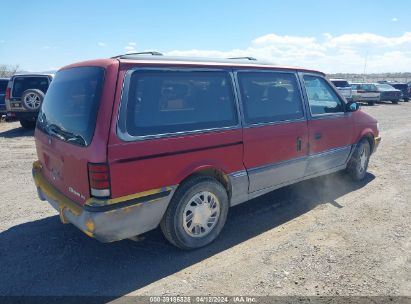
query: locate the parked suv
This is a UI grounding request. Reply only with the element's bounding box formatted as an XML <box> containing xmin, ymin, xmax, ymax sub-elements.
<box><xmin>330</xmin><ymin>79</ymin><xmax>352</xmax><ymax>101</ymax></box>
<box><xmin>389</xmin><ymin>83</ymin><xmax>409</xmax><ymax>102</ymax></box>
<box><xmin>5</xmin><ymin>73</ymin><xmax>53</xmax><ymax>129</ymax></box>
<box><xmin>351</xmin><ymin>83</ymin><xmax>380</xmax><ymax>105</ymax></box>
<box><xmin>32</xmin><ymin>54</ymin><xmax>380</xmax><ymax>249</ymax></box>
<box><xmin>0</xmin><ymin>78</ymin><xmax>9</xmax><ymax>115</ymax></box>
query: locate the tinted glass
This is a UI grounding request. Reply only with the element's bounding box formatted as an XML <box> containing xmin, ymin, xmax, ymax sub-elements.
<box><xmin>12</xmin><ymin>77</ymin><xmax>49</xmax><ymax>97</ymax></box>
<box><xmin>331</xmin><ymin>80</ymin><xmax>350</xmax><ymax>87</ymax></box>
<box><xmin>124</xmin><ymin>70</ymin><xmax>238</xmax><ymax>137</ymax></box>
<box><xmin>238</xmin><ymin>72</ymin><xmax>304</xmax><ymax>124</ymax></box>
<box><xmin>376</xmin><ymin>84</ymin><xmax>395</xmax><ymax>90</ymax></box>
<box><xmin>0</xmin><ymin>80</ymin><xmax>8</xmax><ymax>93</ymax></box>
<box><xmin>304</xmin><ymin>76</ymin><xmax>344</xmax><ymax>115</ymax></box>
<box><xmin>37</xmin><ymin>67</ymin><xmax>105</xmax><ymax>146</ymax></box>
<box><xmin>362</xmin><ymin>84</ymin><xmax>377</xmax><ymax>91</ymax></box>
<box><xmin>392</xmin><ymin>84</ymin><xmax>407</xmax><ymax>90</ymax></box>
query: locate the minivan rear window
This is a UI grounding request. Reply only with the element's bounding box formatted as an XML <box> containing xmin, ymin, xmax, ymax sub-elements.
<box><xmin>12</xmin><ymin>76</ymin><xmax>49</xmax><ymax>97</ymax></box>
<box><xmin>37</xmin><ymin>67</ymin><xmax>105</xmax><ymax>146</ymax></box>
<box><xmin>122</xmin><ymin>70</ymin><xmax>238</xmax><ymax>137</ymax></box>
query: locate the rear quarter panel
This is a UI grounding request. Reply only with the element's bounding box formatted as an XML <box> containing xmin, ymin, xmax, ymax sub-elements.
<box><xmin>34</xmin><ymin>59</ymin><xmax>119</xmax><ymax>205</ymax></box>
<box><xmin>107</xmin><ymin>63</ymin><xmax>245</xmax><ymax>198</ymax></box>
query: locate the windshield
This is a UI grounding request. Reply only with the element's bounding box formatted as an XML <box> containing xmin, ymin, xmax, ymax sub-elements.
<box><xmin>392</xmin><ymin>84</ymin><xmax>407</xmax><ymax>90</ymax></box>
<box><xmin>376</xmin><ymin>84</ymin><xmax>396</xmax><ymax>90</ymax></box>
<box><xmin>331</xmin><ymin>80</ymin><xmax>350</xmax><ymax>87</ymax></box>
<box><xmin>37</xmin><ymin>67</ymin><xmax>105</xmax><ymax>146</ymax></box>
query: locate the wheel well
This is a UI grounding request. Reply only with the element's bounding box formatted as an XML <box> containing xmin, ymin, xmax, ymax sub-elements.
<box><xmin>362</xmin><ymin>133</ymin><xmax>374</xmax><ymax>151</ymax></box>
<box><xmin>180</xmin><ymin>168</ymin><xmax>232</xmax><ymax>199</ymax></box>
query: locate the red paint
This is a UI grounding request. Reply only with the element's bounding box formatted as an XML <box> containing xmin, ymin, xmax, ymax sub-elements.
<box><xmin>243</xmin><ymin>121</ymin><xmax>309</xmax><ymax>169</ymax></box>
<box><xmin>352</xmin><ymin>110</ymin><xmax>379</xmax><ymax>141</ymax></box>
<box><xmin>108</xmin><ymin>129</ymin><xmax>244</xmax><ymax>198</ymax></box>
<box><xmin>34</xmin><ymin>60</ymin><xmax>119</xmax><ymax>204</ymax></box>
<box><xmin>308</xmin><ymin>115</ymin><xmax>354</xmax><ymax>154</ymax></box>
<box><xmin>34</xmin><ymin>57</ymin><xmax>379</xmax><ymax>206</ymax></box>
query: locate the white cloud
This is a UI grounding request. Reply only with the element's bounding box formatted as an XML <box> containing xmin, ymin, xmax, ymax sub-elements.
<box><xmin>98</xmin><ymin>42</ymin><xmax>107</xmax><ymax>47</ymax></box>
<box><xmin>165</xmin><ymin>32</ymin><xmax>411</xmax><ymax>73</ymax></box>
<box><xmin>392</xmin><ymin>17</ymin><xmax>397</xmax><ymax>22</ymax></box>
<box><xmin>124</xmin><ymin>44</ymin><xmax>137</xmax><ymax>54</ymax></box>
<box><xmin>324</xmin><ymin>32</ymin><xmax>411</xmax><ymax>48</ymax></box>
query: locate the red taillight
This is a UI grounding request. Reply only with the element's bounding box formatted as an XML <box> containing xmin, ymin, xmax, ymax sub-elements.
<box><xmin>5</xmin><ymin>87</ymin><xmax>10</xmax><ymax>100</ymax></box>
<box><xmin>88</xmin><ymin>163</ymin><xmax>111</xmax><ymax>198</ymax></box>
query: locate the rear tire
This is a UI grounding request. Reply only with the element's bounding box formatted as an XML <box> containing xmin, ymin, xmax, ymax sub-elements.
<box><xmin>19</xmin><ymin>119</ymin><xmax>36</xmax><ymax>129</ymax></box>
<box><xmin>404</xmin><ymin>98</ymin><xmax>409</xmax><ymax>102</ymax></box>
<box><xmin>346</xmin><ymin>138</ymin><xmax>371</xmax><ymax>181</ymax></box>
<box><xmin>367</xmin><ymin>101</ymin><xmax>375</xmax><ymax>106</ymax></box>
<box><xmin>392</xmin><ymin>100</ymin><xmax>399</xmax><ymax>104</ymax></box>
<box><xmin>160</xmin><ymin>175</ymin><xmax>229</xmax><ymax>250</ymax></box>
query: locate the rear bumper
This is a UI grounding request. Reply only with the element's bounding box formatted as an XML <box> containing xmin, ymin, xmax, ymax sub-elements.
<box><xmin>32</xmin><ymin>161</ymin><xmax>175</xmax><ymax>242</ymax></box>
<box><xmin>7</xmin><ymin>111</ymin><xmax>38</xmax><ymax>121</ymax></box>
<box><xmin>353</xmin><ymin>95</ymin><xmax>380</xmax><ymax>102</ymax></box>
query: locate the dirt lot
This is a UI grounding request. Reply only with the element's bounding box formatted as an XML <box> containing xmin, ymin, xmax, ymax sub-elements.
<box><xmin>0</xmin><ymin>102</ymin><xmax>410</xmax><ymax>299</ymax></box>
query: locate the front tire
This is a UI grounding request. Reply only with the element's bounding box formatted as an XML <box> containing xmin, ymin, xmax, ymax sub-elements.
<box><xmin>19</xmin><ymin>119</ymin><xmax>36</xmax><ymax>129</ymax></box>
<box><xmin>367</xmin><ymin>101</ymin><xmax>375</xmax><ymax>106</ymax></box>
<box><xmin>346</xmin><ymin>138</ymin><xmax>371</xmax><ymax>181</ymax></box>
<box><xmin>160</xmin><ymin>175</ymin><xmax>229</xmax><ymax>250</ymax></box>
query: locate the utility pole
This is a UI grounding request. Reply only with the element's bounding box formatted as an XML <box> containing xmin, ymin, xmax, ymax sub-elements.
<box><xmin>363</xmin><ymin>51</ymin><xmax>368</xmax><ymax>83</ymax></box>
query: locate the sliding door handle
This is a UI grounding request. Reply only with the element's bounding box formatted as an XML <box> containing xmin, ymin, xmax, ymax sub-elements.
<box><xmin>296</xmin><ymin>137</ymin><xmax>302</xmax><ymax>151</ymax></box>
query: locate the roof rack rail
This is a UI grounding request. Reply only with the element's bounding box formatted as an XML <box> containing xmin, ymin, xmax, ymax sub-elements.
<box><xmin>228</xmin><ymin>56</ymin><xmax>257</xmax><ymax>61</ymax></box>
<box><xmin>111</xmin><ymin>51</ymin><xmax>163</xmax><ymax>59</ymax></box>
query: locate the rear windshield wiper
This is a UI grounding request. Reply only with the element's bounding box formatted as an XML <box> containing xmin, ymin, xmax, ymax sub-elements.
<box><xmin>66</xmin><ymin>134</ymin><xmax>87</xmax><ymax>146</ymax></box>
<box><xmin>46</xmin><ymin>123</ymin><xmax>67</xmax><ymax>141</ymax></box>
<box><xmin>46</xmin><ymin>123</ymin><xmax>87</xmax><ymax>146</ymax></box>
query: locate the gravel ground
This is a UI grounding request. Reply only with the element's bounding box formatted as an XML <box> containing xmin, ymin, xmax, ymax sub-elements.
<box><xmin>0</xmin><ymin>102</ymin><xmax>410</xmax><ymax>299</ymax></box>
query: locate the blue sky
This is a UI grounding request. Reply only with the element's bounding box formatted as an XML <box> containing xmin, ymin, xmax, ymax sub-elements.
<box><xmin>1</xmin><ymin>0</ymin><xmax>410</xmax><ymax>73</ymax></box>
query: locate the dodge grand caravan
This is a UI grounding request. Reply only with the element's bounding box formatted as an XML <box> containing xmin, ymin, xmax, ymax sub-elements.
<box><xmin>32</xmin><ymin>53</ymin><xmax>381</xmax><ymax>249</ymax></box>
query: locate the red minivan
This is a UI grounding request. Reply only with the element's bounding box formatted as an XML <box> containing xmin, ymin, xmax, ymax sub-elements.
<box><xmin>32</xmin><ymin>53</ymin><xmax>381</xmax><ymax>249</ymax></box>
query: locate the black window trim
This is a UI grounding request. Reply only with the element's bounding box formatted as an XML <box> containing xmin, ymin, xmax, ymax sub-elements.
<box><xmin>116</xmin><ymin>67</ymin><xmax>242</xmax><ymax>142</ymax></box>
<box><xmin>234</xmin><ymin>69</ymin><xmax>308</xmax><ymax>129</ymax></box>
<box><xmin>299</xmin><ymin>72</ymin><xmax>349</xmax><ymax>120</ymax></box>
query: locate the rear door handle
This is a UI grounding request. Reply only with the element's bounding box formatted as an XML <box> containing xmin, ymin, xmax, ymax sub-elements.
<box><xmin>314</xmin><ymin>133</ymin><xmax>322</xmax><ymax>140</ymax></box>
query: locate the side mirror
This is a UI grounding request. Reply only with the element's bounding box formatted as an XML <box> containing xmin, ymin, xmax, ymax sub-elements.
<box><xmin>347</xmin><ymin>101</ymin><xmax>360</xmax><ymax>112</ymax></box>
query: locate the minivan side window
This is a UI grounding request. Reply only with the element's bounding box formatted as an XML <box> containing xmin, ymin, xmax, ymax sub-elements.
<box><xmin>237</xmin><ymin>72</ymin><xmax>304</xmax><ymax>124</ymax></box>
<box><xmin>124</xmin><ymin>70</ymin><xmax>238</xmax><ymax>137</ymax></box>
<box><xmin>303</xmin><ymin>75</ymin><xmax>344</xmax><ymax>115</ymax></box>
